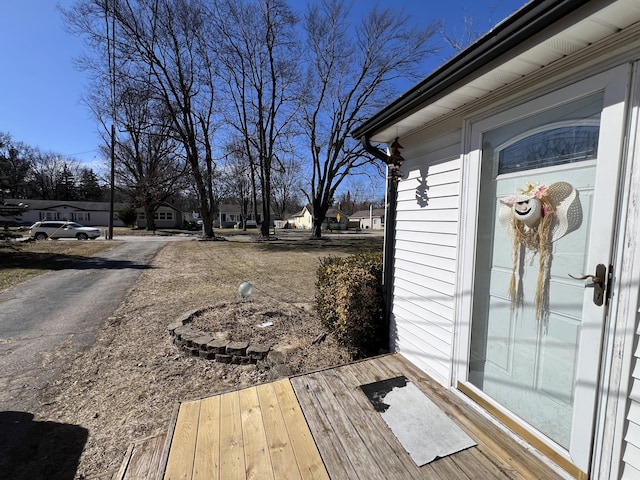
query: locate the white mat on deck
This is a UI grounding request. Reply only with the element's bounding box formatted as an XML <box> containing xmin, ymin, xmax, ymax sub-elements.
<box><xmin>360</xmin><ymin>376</ymin><xmax>476</xmax><ymax>466</ymax></box>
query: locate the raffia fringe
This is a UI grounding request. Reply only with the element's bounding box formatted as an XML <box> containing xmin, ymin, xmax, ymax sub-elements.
<box><xmin>507</xmin><ymin>198</ymin><xmax>555</xmax><ymax>329</ymax></box>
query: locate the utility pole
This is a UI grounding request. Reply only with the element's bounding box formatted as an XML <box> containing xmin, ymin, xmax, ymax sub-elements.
<box><xmin>106</xmin><ymin>0</ymin><xmax>116</xmax><ymax>239</ymax></box>
<box><xmin>108</xmin><ymin>123</ymin><xmax>115</xmax><ymax>240</ymax></box>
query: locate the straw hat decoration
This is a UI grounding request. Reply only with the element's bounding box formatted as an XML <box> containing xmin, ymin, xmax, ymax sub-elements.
<box><xmin>498</xmin><ymin>181</ymin><xmax>582</xmax><ymax>327</ymax></box>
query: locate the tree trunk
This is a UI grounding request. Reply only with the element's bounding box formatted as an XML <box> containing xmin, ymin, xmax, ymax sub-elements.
<box><xmin>311</xmin><ymin>201</ymin><xmax>328</xmax><ymax>238</ymax></box>
<box><xmin>261</xmin><ymin>202</ymin><xmax>270</xmax><ymax>237</ymax></box>
<box><xmin>196</xmin><ymin>185</ymin><xmax>215</xmax><ymax>237</ymax></box>
<box><xmin>143</xmin><ymin>205</ymin><xmax>155</xmax><ymax>231</ymax></box>
<box><xmin>312</xmin><ymin>221</ymin><xmax>322</xmax><ymax>238</ymax></box>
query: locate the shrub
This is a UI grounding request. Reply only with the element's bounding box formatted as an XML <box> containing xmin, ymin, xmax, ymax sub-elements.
<box><xmin>315</xmin><ymin>252</ymin><xmax>385</xmax><ymax>358</ymax></box>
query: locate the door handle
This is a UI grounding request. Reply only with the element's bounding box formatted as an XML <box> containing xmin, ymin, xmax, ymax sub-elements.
<box><xmin>569</xmin><ymin>264</ymin><xmax>608</xmax><ymax>306</ymax></box>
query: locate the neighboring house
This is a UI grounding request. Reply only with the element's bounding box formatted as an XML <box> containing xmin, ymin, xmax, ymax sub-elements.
<box><xmin>289</xmin><ymin>206</ymin><xmax>348</xmax><ymax>231</ymax></box>
<box><xmin>323</xmin><ymin>208</ymin><xmax>348</xmax><ymax>231</ymax></box>
<box><xmin>6</xmin><ymin>198</ymin><xmax>185</xmax><ymax>229</ymax></box>
<box><xmin>0</xmin><ymin>200</ymin><xmax>29</xmax><ymax>226</ymax></box>
<box><xmin>136</xmin><ymin>203</ymin><xmax>185</xmax><ymax>229</ymax></box>
<box><xmin>218</xmin><ymin>204</ymin><xmax>275</xmax><ymax>229</ymax></box>
<box><xmin>5</xmin><ymin>198</ymin><xmax>127</xmax><ymax>227</ymax></box>
<box><xmin>349</xmin><ymin>208</ymin><xmax>385</xmax><ymax>230</ymax></box>
<box><xmin>289</xmin><ymin>206</ymin><xmax>313</xmax><ymax>229</ymax></box>
<box><xmin>352</xmin><ymin>1</ymin><xmax>640</xmax><ymax>479</ymax></box>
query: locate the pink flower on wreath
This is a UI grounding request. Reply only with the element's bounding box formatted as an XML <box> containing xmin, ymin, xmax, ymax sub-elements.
<box><xmin>502</xmin><ymin>195</ymin><xmax>517</xmax><ymax>206</ymax></box>
<box><xmin>533</xmin><ymin>184</ymin><xmax>549</xmax><ymax>199</ymax></box>
<box><xmin>518</xmin><ymin>181</ymin><xmax>549</xmax><ymax>199</ymax></box>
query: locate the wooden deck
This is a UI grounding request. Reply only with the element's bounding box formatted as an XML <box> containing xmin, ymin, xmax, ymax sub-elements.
<box><xmin>160</xmin><ymin>354</ymin><xmax>563</xmax><ymax>479</ymax></box>
<box><xmin>113</xmin><ymin>433</ymin><xmax>166</xmax><ymax>480</ymax></box>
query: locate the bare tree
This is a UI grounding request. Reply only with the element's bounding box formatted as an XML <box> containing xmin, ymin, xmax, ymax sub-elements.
<box><xmin>335</xmin><ymin>180</ymin><xmax>376</xmax><ymax>215</ymax></box>
<box><xmin>441</xmin><ymin>15</ymin><xmax>481</xmax><ymax>52</ymax></box>
<box><xmin>301</xmin><ymin>0</ymin><xmax>440</xmax><ymax>238</ymax></box>
<box><xmin>1</xmin><ymin>132</ymin><xmax>104</xmax><ymax>201</ymax></box>
<box><xmin>63</xmin><ymin>0</ymin><xmax>220</xmax><ymax>236</ymax></box>
<box><xmin>212</xmin><ymin>0</ymin><xmax>300</xmax><ymax>238</ymax></box>
<box><xmin>271</xmin><ymin>154</ymin><xmax>304</xmax><ymax>220</ymax></box>
<box><xmin>221</xmin><ymin>139</ymin><xmax>254</xmax><ymax>231</ymax></box>
<box><xmin>441</xmin><ymin>3</ymin><xmax>509</xmax><ymax>53</ymax></box>
<box><xmin>113</xmin><ymin>83</ymin><xmax>188</xmax><ymax>229</ymax></box>
<box><xmin>28</xmin><ymin>152</ymin><xmax>82</xmax><ymax>200</ymax></box>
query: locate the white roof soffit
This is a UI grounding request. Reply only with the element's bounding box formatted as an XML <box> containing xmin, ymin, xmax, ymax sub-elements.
<box><xmin>355</xmin><ymin>0</ymin><xmax>640</xmax><ymax>144</ymax></box>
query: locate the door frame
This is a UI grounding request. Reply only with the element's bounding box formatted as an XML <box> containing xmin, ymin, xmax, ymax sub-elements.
<box><xmin>454</xmin><ymin>64</ymin><xmax>630</xmax><ymax>476</ymax></box>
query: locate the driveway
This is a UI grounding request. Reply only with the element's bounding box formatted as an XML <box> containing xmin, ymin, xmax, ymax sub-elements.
<box><xmin>0</xmin><ymin>236</ymin><xmax>188</xmax><ymax>413</ymax></box>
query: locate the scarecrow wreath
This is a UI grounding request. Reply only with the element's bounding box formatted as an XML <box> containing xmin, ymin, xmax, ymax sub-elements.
<box><xmin>498</xmin><ymin>181</ymin><xmax>582</xmax><ymax>328</ymax></box>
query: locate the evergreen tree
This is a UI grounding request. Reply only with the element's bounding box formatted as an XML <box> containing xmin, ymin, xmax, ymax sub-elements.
<box><xmin>77</xmin><ymin>168</ymin><xmax>104</xmax><ymax>201</ymax></box>
<box><xmin>55</xmin><ymin>164</ymin><xmax>77</xmax><ymax>201</ymax></box>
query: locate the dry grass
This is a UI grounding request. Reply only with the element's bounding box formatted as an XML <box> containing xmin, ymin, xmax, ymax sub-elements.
<box><xmin>31</xmin><ymin>235</ymin><xmax>382</xmax><ymax>479</ymax></box>
<box><xmin>0</xmin><ymin>239</ymin><xmax>116</xmax><ymax>292</ymax></box>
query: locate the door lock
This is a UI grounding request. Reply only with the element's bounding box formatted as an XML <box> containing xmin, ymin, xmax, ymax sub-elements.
<box><xmin>569</xmin><ymin>264</ymin><xmax>609</xmax><ymax>306</ymax></box>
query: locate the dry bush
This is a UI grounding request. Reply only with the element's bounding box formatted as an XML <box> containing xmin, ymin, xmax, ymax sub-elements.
<box><xmin>316</xmin><ymin>251</ymin><xmax>385</xmax><ymax>358</ymax></box>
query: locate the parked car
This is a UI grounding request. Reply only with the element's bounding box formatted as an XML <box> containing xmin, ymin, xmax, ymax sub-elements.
<box><xmin>29</xmin><ymin>221</ymin><xmax>101</xmax><ymax>240</ymax></box>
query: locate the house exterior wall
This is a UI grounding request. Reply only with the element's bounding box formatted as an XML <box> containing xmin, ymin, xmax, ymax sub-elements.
<box><xmin>350</xmin><ymin>210</ymin><xmax>385</xmax><ymax>230</ymax></box>
<box><xmin>390</xmin><ymin>123</ymin><xmax>462</xmax><ymax>384</ymax></box>
<box><xmin>137</xmin><ymin>205</ymin><xmax>183</xmax><ymax>228</ymax></box>
<box><xmin>217</xmin><ymin>205</ymin><xmax>275</xmax><ymax>228</ymax></box>
<box><xmin>614</xmin><ymin>73</ymin><xmax>640</xmax><ymax>479</ymax></box>
<box><xmin>7</xmin><ymin>199</ymin><xmax>126</xmax><ymax>227</ymax></box>
<box><xmin>622</xmin><ymin>305</ymin><xmax>640</xmax><ymax>477</ymax></box>
<box><xmin>219</xmin><ymin>212</ymin><xmax>265</xmax><ymax>228</ymax></box>
<box><xmin>292</xmin><ymin>208</ymin><xmax>313</xmax><ymax>229</ymax></box>
<box><xmin>370</xmin><ymin>217</ymin><xmax>383</xmax><ymax>229</ymax></box>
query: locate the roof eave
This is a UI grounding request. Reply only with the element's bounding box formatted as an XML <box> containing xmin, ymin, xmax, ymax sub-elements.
<box><xmin>351</xmin><ymin>0</ymin><xmax>594</xmax><ymax>141</ymax></box>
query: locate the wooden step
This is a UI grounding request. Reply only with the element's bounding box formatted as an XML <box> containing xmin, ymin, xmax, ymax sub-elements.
<box><xmin>112</xmin><ymin>433</ymin><xmax>167</xmax><ymax>480</ymax></box>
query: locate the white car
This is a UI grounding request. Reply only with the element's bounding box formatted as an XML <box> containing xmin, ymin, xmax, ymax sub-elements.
<box><xmin>30</xmin><ymin>221</ymin><xmax>102</xmax><ymax>240</ymax></box>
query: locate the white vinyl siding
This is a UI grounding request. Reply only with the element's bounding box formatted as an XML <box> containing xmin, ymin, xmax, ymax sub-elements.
<box><xmin>391</xmin><ymin>128</ymin><xmax>461</xmax><ymax>385</ymax></box>
<box><xmin>622</xmin><ymin>310</ymin><xmax>640</xmax><ymax>479</ymax></box>
<box><xmin>614</xmin><ymin>59</ymin><xmax>640</xmax><ymax>480</ymax></box>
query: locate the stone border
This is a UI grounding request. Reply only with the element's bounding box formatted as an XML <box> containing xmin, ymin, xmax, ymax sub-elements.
<box><xmin>168</xmin><ymin>308</ymin><xmax>271</xmax><ymax>365</ymax></box>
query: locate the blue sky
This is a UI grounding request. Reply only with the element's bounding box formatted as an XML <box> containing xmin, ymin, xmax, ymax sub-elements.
<box><xmin>0</xmin><ymin>0</ymin><xmax>527</xmax><ymax>172</ymax></box>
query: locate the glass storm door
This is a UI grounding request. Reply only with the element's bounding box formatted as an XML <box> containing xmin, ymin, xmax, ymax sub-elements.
<box><xmin>465</xmin><ymin>67</ymin><xmax>628</xmax><ymax>473</ymax></box>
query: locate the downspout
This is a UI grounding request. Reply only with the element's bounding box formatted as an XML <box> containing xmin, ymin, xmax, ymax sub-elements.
<box><xmin>360</xmin><ymin>135</ymin><xmax>398</xmax><ymax>352</ymax></box>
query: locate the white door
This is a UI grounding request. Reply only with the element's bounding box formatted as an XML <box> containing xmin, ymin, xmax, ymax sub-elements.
<box><xmin>461</xmin><ymin>66</ymin><xmax>629</xmax><ymax>473</ymax></box>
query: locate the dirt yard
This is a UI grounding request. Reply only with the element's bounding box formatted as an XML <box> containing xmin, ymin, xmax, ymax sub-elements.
<box><xmin>25</xmin><ymin>234</ymin><xmax>382</xmax><ymax>479</ymax></box>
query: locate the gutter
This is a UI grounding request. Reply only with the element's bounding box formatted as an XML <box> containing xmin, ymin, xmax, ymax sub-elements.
<box><xmin>360</xmin><ymin>136</ymin><xmax>396</xmax><ymax>350</ymax></box>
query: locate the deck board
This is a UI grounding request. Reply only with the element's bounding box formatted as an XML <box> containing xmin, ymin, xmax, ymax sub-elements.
<box><xmin>304</xmin><ymin>371</ymin><xmax>388</xmax><ymax>480</ymax></box>
<box><xmin>239</xmin><ymin>386</ymin><xmax>273</xmax><ymax>480</ymax></box>
<box><xmin>164</xmin><ymin>400</ymin><xmax>201</xmax><ymax>480</ymax></box>
<box><xmin>219</xmin><ymin>391</ymin><xmax>246</xmax><ymax>480</ymax></box>
<box><xmin>450</xmin><ymin>447</ymin><xmax>512</xmax><ymax>479</ymax></box>
<box><xmin>289</xmin><ymin>374</ymin><xmax>358</xmax><ymax>480</ymax></box>
<box><xmin>271</xmin><ymin>379</ymin><xmax>329</xmax><ymax>480</ymax></box>
<box><xmin>256</xmin><ymin>382</ymin><xmax>301</xmax><ymax>479</ymax></box>
<box><xmin>340</xmin><ymin>362</ymin><xmax>442</xmax><ymax>480</ymax></box>
<box><xmin>330</xmin><ymin>364</ymin><xmax>425</xmax><ymax>480</ymax></box>
<box><xmin>160</xmin><ymin>354</ymin><xmax>564</xmax><ymax>480</ymax></box>
<box><xmin>114</xmin><ymin>433</ymin><xmax>167</xmax><ymax>480</ymax></box>
<box><xmin>193</xmin><ymin>395</ymin><xmax>221</xmax><ymax>480</ymax></box>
